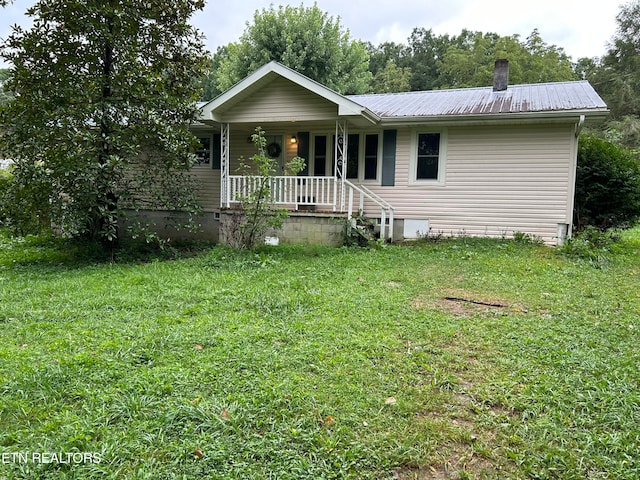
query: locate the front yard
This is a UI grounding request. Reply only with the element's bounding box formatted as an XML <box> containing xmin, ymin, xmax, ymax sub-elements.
<box><xmin>0</xmin><ymin>231</ymin><xmax>639</xmax><ymax>479</ymax></box>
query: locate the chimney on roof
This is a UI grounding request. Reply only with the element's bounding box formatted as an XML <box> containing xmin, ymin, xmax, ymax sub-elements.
<box><xmin>493</xmin><ymin>59</ymin><xmax>509</xmax><ymax>92</ymax></box>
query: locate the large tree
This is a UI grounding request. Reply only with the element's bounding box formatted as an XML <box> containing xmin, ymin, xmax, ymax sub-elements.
<box><xmin>438</xmin><ymin>29</ymin><xmax>576</xmax><ymax>88</ymax></box>
<box><xmin>215</xmin><ymin>3</ymin><xmax>372</xmax><ymax>95</ymax></box>
<box><xmin>0</xmin><ymin>0</ymin><xmax>209</xmax><ymax>244</ymax></box>
<box><xmin>403</xmin><ymin>28</ymin><xmax>452</xmax><ymax>91</ymax></box>
<box><xmin>591</xmin><ymin>1</ymin><xmax>640</xmax><ymax>121</ymax></box>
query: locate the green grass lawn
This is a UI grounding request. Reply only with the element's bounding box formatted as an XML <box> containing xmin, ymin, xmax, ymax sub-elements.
<box><xmin>0</xmin><ymin>230</ymin><xmax>639</xmax><ymax>479</ymax></box>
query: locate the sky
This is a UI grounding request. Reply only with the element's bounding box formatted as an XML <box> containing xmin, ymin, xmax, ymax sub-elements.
<box><xmin>0</xmin><ymin>0</ymin><xmax>624</xmax><ymax>68</ymax></box>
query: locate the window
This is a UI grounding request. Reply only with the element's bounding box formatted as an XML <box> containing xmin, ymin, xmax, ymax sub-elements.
<box><xmin>311</xmin><ymin>132</ymin><xmax>381</xmax><ymax>181</ymax></box>
<box><xmin>346</xmin><ymin>133</ymin><xmax>359</xmax><ymax>179</ymax></box>
<box><xmin>314</xmin><ymin>135</ymin><xmax>327</xmax><ymax>176</ymax></box>
<box><xmin>411</xmin><ymin>130</ymin><xmax>446</xmax><ymax>184</ymax></box>
<box><xmin>364</xmin><ymin>134</ymin><xmax>379</xmax><ymax>180</ymax></box>
<box><xmin>417</xmin><ymin>133</ymin><xmax>440</xmax><ymax>179</ymax></box>
<box><xmin>195</xmin><ymin>135</ymin><xmax>211</xmax><ymax>165</ymax></box>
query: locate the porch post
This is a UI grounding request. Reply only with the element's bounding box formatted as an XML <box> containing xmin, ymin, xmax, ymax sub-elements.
<box><xmin>220</xmin><ymin>123</ymin><xmax>230</xmax><ymax>208</ymax></box>
<box><xmin>334</xmin><ymin>119</ymin><xmax>348</xmax><ymax>211</ymax></box>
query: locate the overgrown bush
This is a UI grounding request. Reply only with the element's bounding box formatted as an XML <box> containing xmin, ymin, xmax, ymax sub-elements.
<box><xmin>574</xmin><ymin>133</ymin><xmax>640</xmax><ymax>230</ymax></box>
<box><xmin>559</xmin><ymin>225</ymin><xmax>622</xmax><ymax>264</ymax></box>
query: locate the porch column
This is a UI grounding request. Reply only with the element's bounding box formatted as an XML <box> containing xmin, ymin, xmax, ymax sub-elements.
<box><xmin>334</xmin><ymin>119</ymin><xmax>348</xmax><ymax>212</ymax></box>
<box><xmin>220</xmin><ymin>123</ymin><xmax>230</xmax><ymax>208</ymax></box>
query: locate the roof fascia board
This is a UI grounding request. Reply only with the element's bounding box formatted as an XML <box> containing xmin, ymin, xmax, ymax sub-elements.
<box><xmin>378</xmin><ymin>109</ymin><xmax>610</xmax><ymax>127</ymax></box>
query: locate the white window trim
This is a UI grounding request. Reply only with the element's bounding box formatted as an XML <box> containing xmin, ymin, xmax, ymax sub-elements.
<box><xmin>409</xmin><ymin>128</ymin><xmax>447</xmax><ymax>186</ymax></box>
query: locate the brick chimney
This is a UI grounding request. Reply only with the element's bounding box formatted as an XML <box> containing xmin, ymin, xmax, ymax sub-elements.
<box><xmin>493</xmin><ymin>59</ymin><xmax>509</xmax><ymax>92</ymax></box>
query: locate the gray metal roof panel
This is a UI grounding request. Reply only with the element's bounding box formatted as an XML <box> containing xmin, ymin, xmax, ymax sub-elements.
<box><xmin>347</xmin><ymin>81</ymin><xmax>607</xmax><ymax>118</ymax></box>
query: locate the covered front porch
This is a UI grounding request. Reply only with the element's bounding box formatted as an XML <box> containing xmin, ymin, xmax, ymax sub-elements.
<box><xmin>218</xmin><ymin>120</ymin><xmax>395</xmax><ymax>242</ymax></box>
<box><xmin>195</xmin><ymin>61</ymin><xmax>396</xmax><ymax>243</ymax></box>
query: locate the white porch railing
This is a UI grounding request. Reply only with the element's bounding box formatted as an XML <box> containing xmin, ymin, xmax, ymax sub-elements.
<box><xmin>226</xmin><ymin>175</ymin><xmax>394</xmax><ymax>241</ymax></box>
<box><xmin>227</xmin><ymin>175</ymin><xmax>335</xmax><ymax>209</ymax></box>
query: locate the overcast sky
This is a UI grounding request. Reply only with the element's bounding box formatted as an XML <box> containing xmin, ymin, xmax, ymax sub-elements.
<box><xmin>0</xmin><ymin>0</ymin><xmax>624</xmax><ymax>68</ymax></box>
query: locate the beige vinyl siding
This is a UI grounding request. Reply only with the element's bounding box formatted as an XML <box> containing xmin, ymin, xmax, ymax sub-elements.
<box><xmin>221</xmin><ymin>77</ymin><xmax>338</xmax><ymax>123</ymax></box>
<box><xmin>190</xmin><ymin>164</ymin><xmax>219</xmax><ymax>212</ymax></box>
<box><xmin>362</xmin><ymin>124</ymin><xmax>576</xmax><ymax>243</ymax></box>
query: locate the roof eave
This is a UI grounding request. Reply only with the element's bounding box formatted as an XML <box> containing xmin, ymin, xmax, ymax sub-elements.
<box><xmin>378</xmin><ymin>109</ymin><xmax>610</xmax><ymax>126</ymax></box>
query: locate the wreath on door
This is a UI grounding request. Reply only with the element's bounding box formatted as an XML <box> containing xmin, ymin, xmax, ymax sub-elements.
<box><xmin>266</xmin><ymin>142</ymin><xmax>282</xmax><ymax>158</ymax></box>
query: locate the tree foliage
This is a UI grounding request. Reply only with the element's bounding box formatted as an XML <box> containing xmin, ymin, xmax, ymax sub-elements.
<box><xmin>371</xmin><ymin>61</ymin><xmax>412</xmax><ymax>94</ymax></box>
<box><xmin>596</xmin><ymin>0</ymin><xmax>640</xmax><ymax>120</ymax></box>
<box><xmin>403</xmin><ymin>28</ymin><xmax>452</xmax><ymax>91</ymax></box>
<box><xmin>214</xmin><ymin>3</ymin><xmax>372</xmax><ymax>95</ymax></box>
<box><xmin>0</xmin><ymin>167</ymin><xmax>51</xmax><ymax>236</ymax></box>
<box><xmin>0</xmin><ymin>0</ymin><xmax>209</xmax><ymax>245</ymax></box>
<box><xmin>0</xmin><ymin>68</ymin><xmax>11</xmax><ymax>105</ymax></box>
<box><xmin>198</xmin><ymin>46</ymin><xmax>227</xmax><ymax>101</ymax></box>
<box><xmin>439</xmin><ymin>29</ymin><xmax>575</xmax><ymax>88</ymax></box>
<box><xmin>366</xmin><ymin>28</ymin><xmax>576</xmax><ymax>93</ymax></box>
<box><xmin>574</xmin><ymin>133</ymin><xmax>640</xmax><ymax>230</ymax></box>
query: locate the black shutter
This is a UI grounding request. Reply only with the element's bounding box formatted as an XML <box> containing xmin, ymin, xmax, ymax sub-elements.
<box><xmin>381</xmin><ymin>129</ymin><xmax>397</xmax><ymax>186</ymax></box>
<box><xmin>297</xmin><ymin>131</ymin><xmax>310</xmax><ymax>176</ymax></box>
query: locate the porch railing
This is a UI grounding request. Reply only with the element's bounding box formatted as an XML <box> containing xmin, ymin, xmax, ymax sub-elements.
<box><xmin>226</xmin><ymin>175</ymin><xmax>394</xmax><ymax>241</ymax></box>
<box><xmin>227</xmin><ymin>175</ymin><xmax>335</xmax><ymax>209</ymax></box>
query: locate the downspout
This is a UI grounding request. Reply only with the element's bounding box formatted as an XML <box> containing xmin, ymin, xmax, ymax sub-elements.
<box><xmin>574</xmin><ymin>114</ymin><xmax>585</xmax><ymax>138</ymax></box>
<box><xmin>565</xmin><ymin>115</ymin><xmax>586</xmax><ymax>244</ymax></box>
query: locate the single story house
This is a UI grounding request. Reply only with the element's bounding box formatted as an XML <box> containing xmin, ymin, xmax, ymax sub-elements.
<box><xmin>184</xmin><ymin>59</ymin><xmax>608</xmax><ymax>245</ymax></box>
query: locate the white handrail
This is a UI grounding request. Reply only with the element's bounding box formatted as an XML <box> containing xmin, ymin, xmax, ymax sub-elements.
<box><xmin>343</xmin><ymin>180</ymin><xmax>395</xmax><ymax>242</ymax></box>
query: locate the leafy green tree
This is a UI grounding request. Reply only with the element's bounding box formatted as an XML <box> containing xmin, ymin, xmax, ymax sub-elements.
<box><xmin>403</xmin><ymin>28</ymin><xmax>452</xmax><ymax>91</ymax></box>
<box><xmin>366</xmin><ymin>41</ymin><xmax>406</xmax><ymax>79</ymax></box>
<box><xmin>215</xmin><ymin>3</ymin><xmax>372</xmax><ymax>94</ymax></box>
<box><xmin>594</xmin><ymin>0</ymin><xmax>640</xmax><ymax>120</ymax></box>
<box><xmin>439</xmin><ymin>29</ymin><xmax>575</xmax><ymax>88</ymax></box>
<box><xmin>0</xmin><ymin>167</ymin><xmax>51</xmax><ymax>236</ymax></box>
<box><xmin>0</xmin><ymin>0</ymin><xmax>209</xmax><ymax>246</ymax></box>
<box><xmin>521</xmin><ymin>29</ymin><xmax>575</xmax><ymax>82</ymax></box>
<box><xmin>574</xmin><ymin>133</ymin><xmax>640</xmax><ymax>230</ymax></box>
<box><xmin>573</xmin><ymin>56</ymin><xmax>600</xmax><ymax>81</ymax></box>
<box><xmin>199</xmin><ymin>45</ymin><xmax>227</xmax><ymax>101</ymax></box>
<box><xmin>371</xmin><ymin>60</ymin><xmax>412</xmax><ymax>93</ymax></box>
<box><xmin>605</xmin><ymin>115</ymin><xmax>640</xmax><ymax>150</ymax></box>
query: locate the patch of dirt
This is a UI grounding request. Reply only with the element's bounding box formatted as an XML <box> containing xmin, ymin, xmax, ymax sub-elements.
<box><xmin>410</xmin><ymin>288</ymin><xmax>528</xmax><ymax>318</ymax></box>
<box><xmin>393</xmin><ymin>444</ymin><xmax>499</xmax><ymax>479</ymax></box>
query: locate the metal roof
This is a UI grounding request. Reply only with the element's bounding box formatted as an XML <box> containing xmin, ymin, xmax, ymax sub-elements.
<box><xmin>347</xmin><ymin>81</ymin><xmax>608</xmax><ymax>119</ymax></box>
